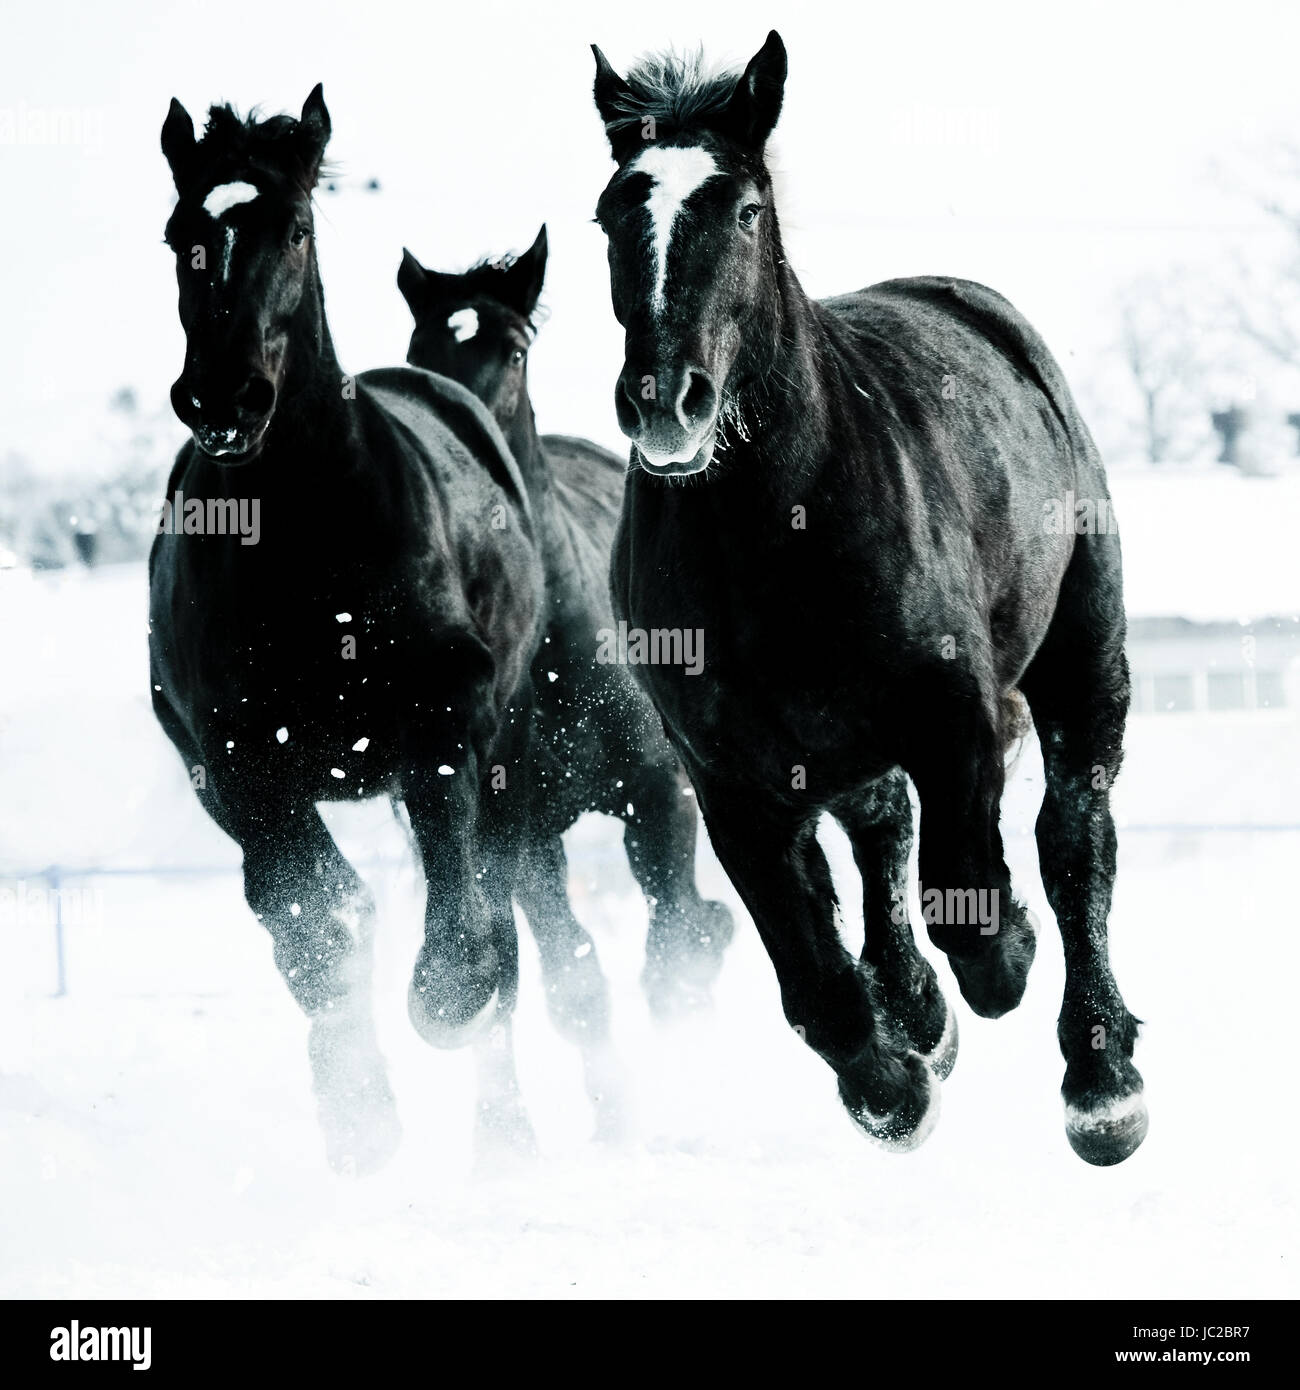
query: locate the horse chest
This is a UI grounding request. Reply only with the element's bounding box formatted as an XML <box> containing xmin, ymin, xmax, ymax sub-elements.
<box><xmin>157</xmin><ymin>537</ymin><xmax>415</xmax><ymax>742</ymax></box>
<box><xmin>621</xmin><ymin>543</ymin><xmax>891</xmax><ymax>788</ymax></box>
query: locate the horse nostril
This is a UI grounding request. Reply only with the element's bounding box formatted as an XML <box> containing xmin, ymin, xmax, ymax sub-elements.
<box><xmin>235</xmin><ymin>375</ymin><xmax>275</xmax><ymax>420</ymax></box>
<box><xmin>615</xmin><ymin>373</ymin><xmax>645</xmax><ymax>436</ymax></box>
<box><xmin>677</xmin><ymin>369</ymin><xmax>718</xmax><ymax>430</ymax></box>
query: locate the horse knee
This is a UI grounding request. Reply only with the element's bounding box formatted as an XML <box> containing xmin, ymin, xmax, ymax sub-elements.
<box><xmin>242</xmin><ymin>867</ymin><xmax>364</xmax><ymax>1014</ymax></box>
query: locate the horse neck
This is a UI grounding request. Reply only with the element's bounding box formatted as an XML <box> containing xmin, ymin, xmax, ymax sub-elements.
<box><xmin>501</xmin><ymin>390</ymin><xmax>553</xmax><ymax>501</ymax></box>
<box><xmin>717</xmin><ymin>247</ymin><xmax>837</xmax><ymax>507</ymax></box>
<box><xmin>266</xmin><ymin>258</ymin><xmax>358</xmax><ymax>467</ymax></box>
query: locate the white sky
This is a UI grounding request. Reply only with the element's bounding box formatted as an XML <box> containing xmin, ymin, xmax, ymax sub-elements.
<box><xmin>3</xmin><ymin>0</ymin><xmax>1300</xmax><ymax>469</ymax></box>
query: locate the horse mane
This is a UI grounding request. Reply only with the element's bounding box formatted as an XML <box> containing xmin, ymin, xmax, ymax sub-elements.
<box><xmin>604</xmin><ymin>47</ymin><xmax>740</xmax><ymax>141</ymax></box>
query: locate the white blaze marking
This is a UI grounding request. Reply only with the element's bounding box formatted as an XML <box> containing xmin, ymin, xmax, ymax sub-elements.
<box><xmin>219</xmin><ymin>225</ymin><xmax>236</xmax><ymax>284</ymax></box>
<box><xmin>628</xmin><ymin>146</ymin><xmax>719</xmax><ymax>314</ymax></box>
<box><xmin>202</xmin><ymin>181</ymin><xmax>260</xmax><ymax>217</ymax></box>
<box><xmin>448</xmin><ymin>308</ymin><xmax>479</xmax><ymax>342</ymax></box>
<box><xmin>203</xmin><ymin>183</ymin><xmax>259</xmax><ymax>285</ymax></box>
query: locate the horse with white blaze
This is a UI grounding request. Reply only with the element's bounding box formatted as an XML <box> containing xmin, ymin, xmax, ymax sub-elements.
<box><xmin>590</xmin><ymin>31</ymin><xmax>1147</xmax><ymax>1164</ymax></box>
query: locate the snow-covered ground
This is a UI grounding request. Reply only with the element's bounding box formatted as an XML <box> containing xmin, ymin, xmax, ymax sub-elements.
<box><xmin>0</xmin><ymin>560</ymin><xmax>1297</xmax><ymax>1298</ymax></box>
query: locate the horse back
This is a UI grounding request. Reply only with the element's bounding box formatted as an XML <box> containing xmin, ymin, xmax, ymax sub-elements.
<box><xmin>541</xmin><ymin>433</ymin><xmax>624</xmax><ymax>546</ymax></box>
<box><xmin>824</xmin><ymin>275</ymin><xmax>1103</xmax><ymax>490</ymax></box>
<box><xmin>359</xmin><ymin>366</ymin><xmax>534</xmax><ymax>529</ymax></box>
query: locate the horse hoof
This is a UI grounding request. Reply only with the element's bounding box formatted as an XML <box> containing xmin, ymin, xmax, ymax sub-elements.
<box><xmin>316</xmin><ymin>1072</ymin><xmax>403</xmax><ymax>1177</ymax></box>
<box><xmin>842</xmin><ymin>1052</ymin><xmax>941</xmax><ymax>1153</ymax></box>
<box><xmin>543</xmin><ymin>952</ymin><xmax>611</xmax><ymax>1042</ymax></box>
<box><xmin>921</xmin><ymin>1000</ymin><xmax>959</xmax><ymax>1081</ymax></box>
<box><xmin>408</xmin><ymin>982</ymin><xmax>499</xmax><ymax>1050</ymax></box>
<box><xmin>949</xmin><ymin>910</ymin><xmax>1037</xmax><ymax>1019</ymax></box>
<box><xmin>698</xmin><ymin>898</ymin><xmax>736</xmax><ymax>955</ymax></box>
<box><xmin>642</xmin><ymin>899</ymin><xmax>734</xmax><ymax>1020</ymax></box>
<box><xmin>1064</xmin><ymin>1090</ymin><xmax>1148</xmax><ymax>1166</ymax></box>
<box><xmin>474</xmin><ymin>1099</ymin><xmax>539</xmax><ymax>1170</ymax></box>
<box><xmin>643</xmin><ymin>972</ymin><xmax>714</xmax><ymax>1021</ymax></box>
<box><xmin>324</xmin><ymin>1104</ymin><xmax>403</xmax><ymax>1177</ymax></box>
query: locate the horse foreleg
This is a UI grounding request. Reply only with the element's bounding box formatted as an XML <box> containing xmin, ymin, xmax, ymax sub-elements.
<box><xmin>404</xmin><ymin>713</ymin><xmax>540</xmax><ymax>1156</ymax></box>
<box><xmin>239</xmin><ymin>806</ymin><xmax>400</xmax><ymax>1175</ymax></box>
<box><xmin>836</xmin><ymin>770</ymin><xmax>958</xmax><ymax>1080</ymax></box>
<box><xmin>693</xmin><ymin>775</ymin><xmax>939</xmax><ymax>1152</ymax></box>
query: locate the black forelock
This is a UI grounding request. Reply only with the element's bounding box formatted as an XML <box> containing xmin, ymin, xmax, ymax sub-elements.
<box><xmin>432</xmin><ymin>256</ymin><xmax>546</xmax><ymax>334</ymax></box>
<box><xmin>606</xmin><ymin>47</ymin><xmax>742</xmax><ymax>145</ymax></box>
<box><xmin>176</xmin><ymin>103</ymin><xmax>331</xmax><ymax>199</ymax></box>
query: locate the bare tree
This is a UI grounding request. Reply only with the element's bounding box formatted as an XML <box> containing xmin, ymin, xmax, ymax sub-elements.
<box><xmin>1115</xmin><ymin>270</ymin><xmax>1208</xmax><ymax>463</ymax></box>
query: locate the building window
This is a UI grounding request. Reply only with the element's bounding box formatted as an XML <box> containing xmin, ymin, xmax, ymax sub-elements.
<box><xmin>1257</xmin><ymin>670</ymin><xmax>1286</xmax><ymax>709</ymax></box>
<box><xmin>1208</xmin><ymin>671</ymin><xmax>1246</xmax><ymax>710</ymax></box>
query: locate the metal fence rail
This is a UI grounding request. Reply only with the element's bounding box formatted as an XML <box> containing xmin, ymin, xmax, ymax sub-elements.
<box><xmin>7</xmin><ymin>821</ymin><xmax>1299</xmax><ymax>998</ymax></box>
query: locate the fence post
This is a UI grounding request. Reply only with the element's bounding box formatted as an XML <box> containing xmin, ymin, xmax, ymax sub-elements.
<box><xmin>50</xmin><ymin>867</ymin><xmax>67</xmax><ymax>998</ymax></box>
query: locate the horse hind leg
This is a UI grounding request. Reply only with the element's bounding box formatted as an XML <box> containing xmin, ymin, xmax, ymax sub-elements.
<box><xmin>240</xmin><ymin>806</ymin><xmax>401</xmax><ymax>1175</ymax></box>
<box><xmin>1021</xmin><ymin>533</ymin><xmax>1148</xmax><ymax>1165</ymax></box>
<box><xmin>835</xmin><ymin>770</ymin><xmax>958</xmax><ymax>1080</ymax></box>
<box><xmin>908</xmin><ymin>687</ymin><xmax>1039</xmax><ymax>1022</ymax></box>
<box><xmin>622</xmin><ymin>761</ymin><xmax>735</xmax><ymax>1018</ymax></box>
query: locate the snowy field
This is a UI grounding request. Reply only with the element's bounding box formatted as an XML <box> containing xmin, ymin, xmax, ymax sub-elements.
<box><xmin>1</xmin><ymin>543</ymin><xmax>1297</xmax><ymax>1300</ymax></box>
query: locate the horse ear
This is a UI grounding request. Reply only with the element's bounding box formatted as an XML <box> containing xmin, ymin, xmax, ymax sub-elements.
<box><xmin>397</xmin><ymin>248</ymin><xmax>429</xmax><ymax>314</ymax></box>
<box><xmin>298</xmin><ymin>83</ymin><xmax>331</xmax><ymax>183</ymax></box>
<box><xmin>592</xmin><ymin>45</ymin><xmax>635</xmax><ymax>157</ymax></box>
<box><xmin>724</xmin><ymin>30</ymin><xmax>787</xmax><ymax>148</ymax></box>
<box><xmin>500</xmin><ymin>225</ymin><xmax>548</xmax><ymax>317</ymax></box>
<box><xmin>161</xmin><ymin>98</ymin><xmax>196</xmax><ymax>183</ymax></box>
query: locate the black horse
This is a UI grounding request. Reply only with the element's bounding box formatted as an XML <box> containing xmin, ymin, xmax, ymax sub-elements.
<box><xmin>397</xmin><ymin>227</ymin><xmax>733</xmax><ymax>1030</ymax></box>
<box><xmin>152</xmin><ymin>87</ymin><xmax>561</xmax><ymax>1170</ymax></box>
<box><xmin>589</xmin><ymin>32</ymin><xmax>1147</xmax><ymax>1164</ymax></box>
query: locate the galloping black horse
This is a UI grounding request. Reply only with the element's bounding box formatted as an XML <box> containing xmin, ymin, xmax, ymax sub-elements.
<box><xmin>397</xmin><ymin>227</ymin><xmax>732</xmax><ymax>1029</ymax></box>
<box><xmin>152</xmin><ymin>87</ymin><xmax>558</xmax><ymax>1169</ymax></box>
<box><xmin>589</xmin><ymin>33</ymin><xmax>1147</xmax><ymax>1164</ymax></box>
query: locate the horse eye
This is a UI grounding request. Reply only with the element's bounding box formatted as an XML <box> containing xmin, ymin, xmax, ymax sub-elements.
<box><xmin>290</xmin><ymin>225</ymin><xmax>310</xmax><ymax>249</ymax></box>
<box><xmin>739</xmin><ymin>203</ymin><xmax>762</xmax><ymax>229</ymax></box>
<box><xmin>509</xmin><ymin>348</ymin><xmax>525</xmax><ymax>366</ymax></box>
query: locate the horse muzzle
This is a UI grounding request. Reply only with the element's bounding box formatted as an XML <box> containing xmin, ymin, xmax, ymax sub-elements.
<box><xmin>633</xmin><ymin>434</ymin><xmax>717</xmax><ymax>476</ymax></box>
<box><xmin>172</xmin><ymin>373</ymin><xmax>276</xmax><ymax>465</ymax></box>
<box><xmin>192</xmin><ymin>417</ymin><xmax>272</xmax><ymax>465</ymax></box>
<box><xmin>615</xmin><ymin>360</ymin><xmax>720</xmax><ymax>477</ymax></box>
